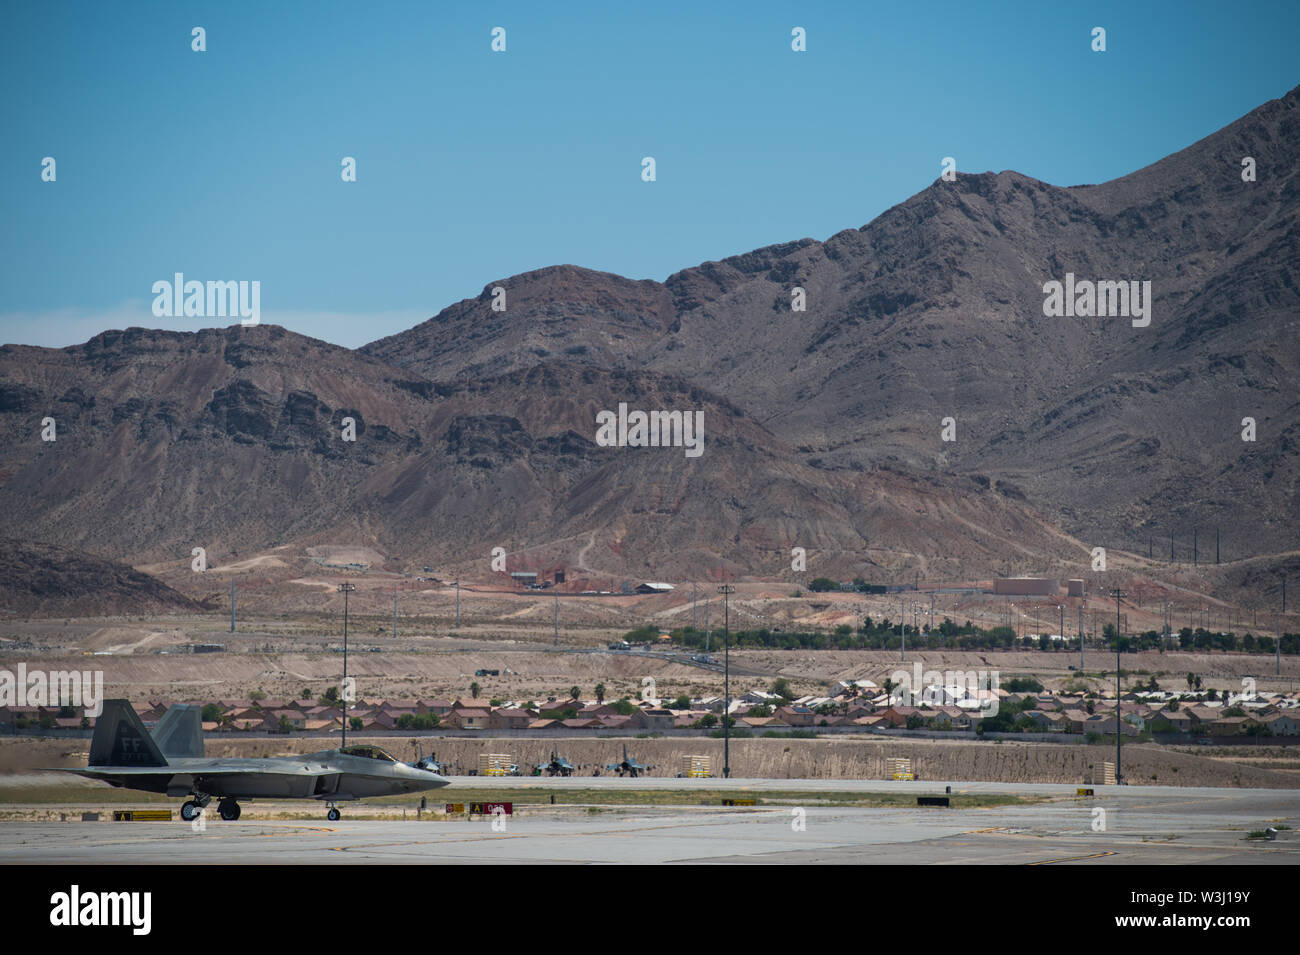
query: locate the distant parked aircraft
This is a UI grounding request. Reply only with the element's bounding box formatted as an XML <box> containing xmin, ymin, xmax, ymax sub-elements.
<box><xmin>606</xmin><ymin>743</ymin><xmax>651</xmax><ymax>777</ymax></box>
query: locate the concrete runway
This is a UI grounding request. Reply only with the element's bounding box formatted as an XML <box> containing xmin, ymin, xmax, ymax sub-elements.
<box><xmin>2</xmin><ymin>779</ymin><xmax>1296</xmax><ymax>864</ymax></box>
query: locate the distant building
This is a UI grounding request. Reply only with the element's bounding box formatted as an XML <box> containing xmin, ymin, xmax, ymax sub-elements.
<box><xmin>635</xmin><ymin>582</ymin><xmax>675</xmax><ymax>594</ymax></box>
<box><xmin>1066</xmin><ymin>579</ymin><xmax>1085</xmax><ymax>597</ymax></box>
<box><xmin>993</xmin><ymin>577</ymin><xmax>1060</xmax><ymax>596</ymax></box>
<box><xmin>510</xmin><ymin>572</ymin><xmax>539</xmax><ymax>588</ymax></box>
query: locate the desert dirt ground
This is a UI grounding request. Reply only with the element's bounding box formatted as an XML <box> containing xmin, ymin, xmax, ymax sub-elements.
<box><xmin>1</xmin><ymin>608</ymin><xmax>1296</xmax><ymax>705</ymax></box>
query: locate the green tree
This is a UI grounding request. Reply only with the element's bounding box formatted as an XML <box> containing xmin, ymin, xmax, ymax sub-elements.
<box><xmin>350</xmin><ymin>717</ymin><xmax>362</xmax><ymax>731</ymax></box>
<box><xmin>594</xmin><ymin>683</ymin><xmax>606</xmax><ymax>704</ymax></box>
<box><xmin>570</xmin><ymin>685</ymin><xmax>581</xmax><ymax>701</ymax></box>
<box><xmin>201</xmin><ymin>703</ymin><xmax>223</xmax><ymax>723</ymax></box>
<box><xmin>771</xmin><ymin>677</ymin><xmax>795</xmax><ymax>702</ymax></box>
<box><xmin>469</xmin><ymin>681</ymin><xmax>480</xmax><ymax>699</ymax></box>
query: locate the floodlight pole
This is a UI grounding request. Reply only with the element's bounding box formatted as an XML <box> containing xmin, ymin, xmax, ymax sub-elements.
<box><xmin>718</xmin><ymin>584</ymin><xmax>735</xmax><ymax>778</ymax></box>
<box><xmin>900</xmin><ymin>597</ymin><xmax>906</xmax><ymax>662</ymax></box>
<box><xmin>1109</xmin><ymin>588</ymin><xmax>1127</xmax><ymax>784</ymax></box>
<box><xmin>704</xmin><ymin>595</ymin><xmax>711</xmax><ymax>652</ymax></box>
<box><xmin>455</xmin><ymin>579</ymin><xmax>460</xmax><ymax>629</ymax></box>
<box><xmin>339</xmin><ymin>583</ymin><xmax>356</xmax><ymax>748</ymax></box>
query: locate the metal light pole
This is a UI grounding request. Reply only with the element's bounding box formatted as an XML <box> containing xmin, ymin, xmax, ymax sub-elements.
<box><xmin>704</xmin><ymin>595</ymin><xmax>711</xmax><ymax>652</ymax></box>
<box><xmin>454</xmin><ymin>578</ymin><xmax>460</xmax><ymax>629</ymax></box>
<box><xmin>1109</xmin><ymin>587</ymin><xmax>1127</xmax><ymax>784</ymax></box>
<box><xmin>393</xmin><ymin>584</ymin><xmax>398</xmax><ymax>639</ymax></box>
<box><xmin>553</xmin><ymin>592</ymin><xmax>559</xmax><ymax>646</ymax></box>
<box><xmin>230</xmin><ymin>579</ymin><xmax>236</xmax><ymax>633</ymax></box>
<box><xmin>718</xmin><ymin>584</ymin><xmax>734</xmax><ymax>778</ymax></box>
<box><xmin>1079</xmin><ymin>605</ymin><xmax>1085</xmax><ymax>669</ymax></box>
<box><xmin>900</xmin><ymin>597</ymin><xmax>906</xmax><ymax>662</ymax></box>
<box><xmin>338</xmin><ymin>583</ymin><xmax>356</xmax><ymax>748</ymax></box>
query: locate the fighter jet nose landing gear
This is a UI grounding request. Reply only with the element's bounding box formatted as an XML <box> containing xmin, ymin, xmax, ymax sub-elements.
<box><xmin>326</xmin><ymin>805</ymin><xmax>341</xmax><ymax>821</ymax></box>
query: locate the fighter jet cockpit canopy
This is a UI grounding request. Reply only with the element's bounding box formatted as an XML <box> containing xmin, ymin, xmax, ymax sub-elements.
<box><xmin>339</xmin><ymin>745</ymin><xmax>398</xmax><ymax>762</ymax></box>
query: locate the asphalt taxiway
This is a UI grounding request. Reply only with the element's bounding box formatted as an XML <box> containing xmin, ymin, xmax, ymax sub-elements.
<box><xmin>2</xmin><ymin>778</ymin><xmax>1296</xmax><ymax>864</ymax></box>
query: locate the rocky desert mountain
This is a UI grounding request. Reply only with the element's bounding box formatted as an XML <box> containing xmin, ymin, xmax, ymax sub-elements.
<box><xmin>1</xmin><ymin>86</ymin><xmax>1295</xmax><ymax>607</ymax></box>
<box><xmin>367</xmin><ymin>85</ymin><xmax>1300</xmax><ymax>567</ymax></box>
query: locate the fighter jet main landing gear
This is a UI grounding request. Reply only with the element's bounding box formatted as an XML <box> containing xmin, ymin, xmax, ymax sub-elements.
<box><xmin>218</xmin><ymin>799</ymin><xmax>242</xmax><ymax>821</ymax></box>
<box><xmin>181</xmin><ymin>792</ymin><xmax>212</xmax><ymax>821</ymax></box>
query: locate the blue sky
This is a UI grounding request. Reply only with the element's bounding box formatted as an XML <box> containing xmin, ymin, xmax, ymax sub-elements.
<box><xmin>2</xmin><ymin>0</ymin><xmax>1296</xmax><ymax>349</ymax></box>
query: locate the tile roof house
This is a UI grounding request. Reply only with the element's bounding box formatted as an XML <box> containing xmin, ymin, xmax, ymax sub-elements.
<box><xmin>444</xmin><ymin>708</ymin><xmax>491</xmax><ymax>730</ymax></box>
<box><xmin>490</xmin><ymin>708</ymin><xmax>535</xmax><ymax>730</ymax></box>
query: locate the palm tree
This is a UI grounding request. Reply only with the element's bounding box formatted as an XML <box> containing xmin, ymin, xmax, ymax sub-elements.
<box><xmin>594</xmin><ymin>683</ymin><xmax>606</xmax><ymax>704</ymax></box>
<box><xmin>569</xmin><ymin>685</ymin><xmax>581</xmax><ymax>702</ymax></box>
<box><xmin>470</xmin><ymin>681</ymin><xmax>480</xmax><ymax>699</ymax></box>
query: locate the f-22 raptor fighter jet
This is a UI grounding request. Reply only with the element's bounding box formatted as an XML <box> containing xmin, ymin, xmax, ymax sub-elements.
<box><xmin>60</xmin><ymin>700</ymin><xmax>450</xmax><ymax>822</ymax></box>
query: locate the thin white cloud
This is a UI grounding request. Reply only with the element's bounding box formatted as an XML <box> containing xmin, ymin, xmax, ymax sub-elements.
<box><xmin>0</xmin><ymin>303</ymin><xmax>431</xmax><ymax>350</ymax></box>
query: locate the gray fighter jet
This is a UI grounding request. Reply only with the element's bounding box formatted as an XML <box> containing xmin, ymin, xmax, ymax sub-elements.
<box><xmin>60</xmin><ymin>700</ymin><xmax>449</xmax><ymax>821</ymax></box>
<box><xmin>535</xmin><ymin>747</ymin><xmax>576</xmax><ymax>776</ymax></box>
<box><xmin>606</xmin><ymin>743</ymin><xmax>652</xmax><ymax>777</ymax></box>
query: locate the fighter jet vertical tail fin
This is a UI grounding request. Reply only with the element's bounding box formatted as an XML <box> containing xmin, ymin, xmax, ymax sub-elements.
<box><xmin>89</xmin><ymin>700</ymin><xmax>169</xmax><ymax>768</ymax></box>
<box><xmin>151</xmin><ymin>703</ymin><xmax>205</xmax><ymax>758</ymax></box>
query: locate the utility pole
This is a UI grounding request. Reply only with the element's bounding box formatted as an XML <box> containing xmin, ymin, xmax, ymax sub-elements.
<box><xmin>704</xmin><ymin>595</ymin><xmax>711</xmax><ymax>652</ymax></box>
<box><xmin>1079</xmin><ymin>605</ymin><xmax>1085</xmax><ymax>669</ymax></box>
<box><xmin>338</xmin><ymin>583</ymin><xmax>356</xmax><ymax>748</ymax></box>
<box><xmin>1280</xmin><ymin>580</ymin><xmax>1286</xmax><ymax>677</ymax></box>
<box><xmin>1215</xmin><ymin>527</ymin><xmax>1220</xmax><ymax>565</ymax></box>
<box><xmin>1193</xmin><ymin>527</ymin><xmax>1198</xmax><ymax>567</ymax></box>
<box><xmin>454</xmin><ymin>579</ymin><xmax>460</xmax><ymax>629</ymax></box>
<box><xmin>929</xmin><ymin>594</ymin><xmax>935</xmax><ymax>632</ymax></box>
<box><xmin>553</xmin><ymin>592</ymin><xmax>559</xmax><ymax>646</ymax></box>
<box><xmin>1059</xmin><ymin>604</ymin><xmax>1064</xmax><ymax>653</ymax></box>
<box><xmin>230</xmin><ymin>579</ymin><xmax>236</xmax><ymax>633</ymax></box>
<box><xmin>393</xmin><ymin>584</ymin><xmax>398</xmax><ymax>639</ymax></box>
<box><xmin>900</xmin><ymin>597</ymin><xmax>906</xmax><ymax>661</ymax></box>
<box><xmin>718</xmin><ymin>584</ymin><xmax>735</xmax><ymax>778</ymax></box>
<box><xmin>692</xmin><ymin>582</ymin><xmax>697</xmax><ymax>630</ymax></box>
<box><xmin>1109</xmin><ymin>587</ymin><xmax>1127</xmax><ymax>785</ymax></box>
<box><xmin>1169</xmin><ymin>529</ymin><xmax>1174</xmax><ymax>562</ymax></box>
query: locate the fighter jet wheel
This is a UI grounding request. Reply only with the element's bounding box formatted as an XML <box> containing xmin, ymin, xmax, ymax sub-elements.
<box><xmin>327</xmin><ymin>807</ymin><xmax>341</xmax><ymax>821</ymax></box>
<box><xmin>180</xmin><ymin>800</ymin><xmax>200</xmax><ymax>821</ymax></box>
<box><xmin>219</xmin><ymin>800</ymin><xmax>241</xmax><ymax>821</ymax></box>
